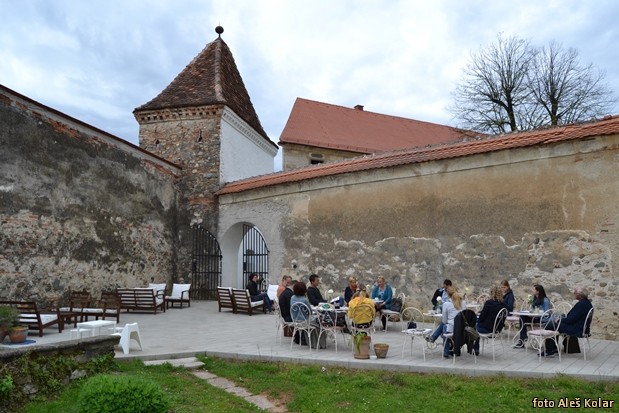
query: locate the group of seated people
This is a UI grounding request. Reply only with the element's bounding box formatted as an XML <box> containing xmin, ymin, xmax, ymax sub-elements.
<box><xmin>273</xmin><ymin>273</ymin><xmax>399</xmax><ymax>347</ymax></box>
<box><xmin>425</xmin><ymin>278</ymin><xmax>593</xmax><ymax>358</ymax></box>
<box><xmin>272</xmin><ymin>273</ymin><xmax>593</xmax><ymax>357</ymax></box>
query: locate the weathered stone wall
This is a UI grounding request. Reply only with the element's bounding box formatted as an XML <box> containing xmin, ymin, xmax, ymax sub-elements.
<box><xmin>0</xmin><ymin>88</ymin><xmax>181</xmax><ymax>304</ymax></box>
<box><xmin>135</xmin><ymin>105</ymin><xmax>224</xmax><ymax>278</ymax></box>
<box><xmin>220</xmin><ymin>134</ymin><xmax>619</xmax><ymax>340</ymax></box>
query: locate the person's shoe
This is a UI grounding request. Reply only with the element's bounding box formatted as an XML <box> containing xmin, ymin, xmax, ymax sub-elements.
<box><xmin>425</xmin><ymin>336</ymin><xmax>434</xmax><ymax>343</ymax></box>
<box><xmin>475</xmin><ymin>351</ymin><xmax>480</xmax><ymax>356</ymax></box>
<box><xmin>513</xmin><ymin>340</ymin><xmax>525</xmax><ymax>349</ymax></box>
<box><xmin>443</xmin><ymin>355</ymin><xmax>451</xmax><ymax>359</ymax></box>
<box><xmin>543</xmin><ymin>350</ymin><xmax>557</xmax><ymax>358</ymax></box>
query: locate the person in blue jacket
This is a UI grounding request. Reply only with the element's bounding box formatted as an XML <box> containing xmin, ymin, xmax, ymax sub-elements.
<box><xmin>371</xmin><ymin>275</ymin><xmax>393</xmax><ymax>330</ymax></box>
<box><xmin>513</xmin><ymin>284</ymin><xmax>551</xmax><ymax>348</ymax></box>
<box><xmin>542</xmin><ymin>287</ymin><xmax>593</xmax><ymax>357</ymax></box>
<box><xmin>500</xmin><ymin>280</ymin><xmax>515</xmax><ymax>313</ymax></box>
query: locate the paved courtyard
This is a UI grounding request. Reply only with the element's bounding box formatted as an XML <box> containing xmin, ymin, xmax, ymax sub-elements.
<box><xmin>4</xmin><ymin>300</ymin><xmax>618</xmax><ymax>381</ymax></box>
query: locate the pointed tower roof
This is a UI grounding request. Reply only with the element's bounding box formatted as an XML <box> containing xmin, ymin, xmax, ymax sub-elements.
<box><xmin>134</xmin><ymin>26</ymin><xmax>269</xmax><ymax>141</ymax></box>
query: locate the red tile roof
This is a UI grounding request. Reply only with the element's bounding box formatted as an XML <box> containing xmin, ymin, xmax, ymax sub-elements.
<box><xmin>134</xmin><ymin>33</ymin><xmax>272</xmax><ymax>145</ymax></box>
<box><xmin>219</xmin><ymin>115</ymin><xmax>619</xmax><ymax>195</ymax></box>
<box><xmin>278</xmin><ymin>97</ymin><xmax>476</xmax><ymax>153</ymax></box>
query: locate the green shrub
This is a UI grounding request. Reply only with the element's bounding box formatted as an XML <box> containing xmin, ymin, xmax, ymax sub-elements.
<box><xmin>77</xmin><ymin>374</ymin><xmax>170</xmax><ymax>413</ymax></box>
<box><xmin>0</xmin><ymin>374</ymin><xmax>14</xmax><ymax>403</ymax></box>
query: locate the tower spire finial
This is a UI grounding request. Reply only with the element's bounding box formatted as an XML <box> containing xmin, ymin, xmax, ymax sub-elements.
<box><xmin>215</xmin><ymin>25</ymin><xmax>224</xmax><ymax>38</ymax></box>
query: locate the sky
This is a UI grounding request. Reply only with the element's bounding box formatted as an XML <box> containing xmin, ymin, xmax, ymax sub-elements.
<box><xmin>2</xmin><ymin>0</ymin><xmax>618</xmax><ymax>171</ymax></box>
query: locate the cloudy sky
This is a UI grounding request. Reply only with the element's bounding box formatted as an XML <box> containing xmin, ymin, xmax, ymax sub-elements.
<box><xmin>2</xmin><ymin>0</ymin><xmax>618</xmax><ymax>170</ymax></box>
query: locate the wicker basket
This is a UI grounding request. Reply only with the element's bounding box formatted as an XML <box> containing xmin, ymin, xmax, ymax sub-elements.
<box><xmin>374</xmin><ymin>343</ymin><xmax>389</xmax><ymax>359</ymax></box>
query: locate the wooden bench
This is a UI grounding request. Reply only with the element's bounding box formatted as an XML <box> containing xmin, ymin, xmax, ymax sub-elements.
<box><xmin>0</xmin><ymin>300</ymin><xmax>62</xmax><ymax>337</ymax></box>
<box><xmin>216</xmin><ymin>287</ymin><xmax>236</xmax><ymax>313</ymax></box>
<box><xmin>231</xmin><ymin>288</ymin><xmax>266</xmax><ymax>316</ymax></box>
<box><xmin>116</xmin><ymin>288</ymin><xmax>166</xmax><ymax>314</ymax></box>
<box><xmin>59</xmin><ymin>291</ymin><xmax>122</xmax><ymax>324</ymax></box>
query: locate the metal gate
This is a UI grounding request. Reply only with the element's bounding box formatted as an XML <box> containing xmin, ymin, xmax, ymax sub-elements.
<box><xmin>242</xmin><ymin>224</ymin><xmax>269</xmax><ymax>290</ymax></box>
<box><xmin>191</xmin><ymin>224</ymin><xmax>222</xmax><ymax>300</ymax></box>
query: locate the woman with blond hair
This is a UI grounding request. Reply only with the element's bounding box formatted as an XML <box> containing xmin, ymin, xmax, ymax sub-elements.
<box><xmin>427</xmin><ymin>285</ymin><xmax>467</xmax><ymax>358</ymax></box>
<box><xmin>344</xmin><ymin>276</ymin><xmax>358</xmax><ymax>304</ymax></box>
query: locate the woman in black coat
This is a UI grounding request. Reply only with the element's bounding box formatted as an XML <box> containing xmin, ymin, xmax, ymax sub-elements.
<box><xmin>473</xmin><ymin>286</ymin><xmax>506</xmax><ymax>354</ymax></box>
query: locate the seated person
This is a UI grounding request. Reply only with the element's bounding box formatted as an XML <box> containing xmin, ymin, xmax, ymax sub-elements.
<box><xmin>277</xmin><ymin>275</ymin><xmax>292</xmax><ymax>299</ymax></box>
<box><xmin>542</xmin><ymin>287</ymin><xmax>593</xmax><ymax>357</ymax></box>
<box><xmin>246</xmin><ymin>273</ymin><xmax>273</xmax><ymax>312</ymax></box>
<box><xmin>431</xmin><ymin>279</ymin><xmax>452</xmax><ymax>308</ymax></box>
<box><xmin>290</xmin><ymin>281</ymin><xmax>325</xmax><ymax>348</ymax></box>
<box><xmin>500</xmin><ymin>279</ymin><xmax>515</xmax><ymax>313</ymax></box>
<box><xmin>427</xmin><ymin>286</ymin><xmax>466</xmax><ymax>358</ymax></box>
<box><xmin>371</xmin><ymin>275</ymin><xmax>394</xmax><ymax>330</ymax></box>
<box><xmin>513</xmin><ymin>284</ymin><xmax>551</xmax><ymax>348</ymax></box>
<box><xmin>306</xmin><ymin>274</ymin><xmax>326</xmax><ymax>306</ymax></box>
<box><xmin>344</xmin><ymin>276</ymin><xmax>358</xmax><ymax>304</ymax></box>
<box><xmin>473</xmin><ymin>285</ymin><xmax>507</xmax><ymax>355</ymax></box>
<box><xmin>278</xmin><ymin>280</ymin><xmax>295</xmax><ymax>322</ymax></box>
<box><xmin>347</xmin><ymin>287</ymin><xmax>375</xmax><ymax>328</ymax></box>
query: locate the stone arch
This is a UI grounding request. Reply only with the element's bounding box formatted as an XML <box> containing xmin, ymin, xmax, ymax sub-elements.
<box><xmin>220</xmin><ymin>222</ymin><xmax>269</xmax><ymax>289</ymax></box>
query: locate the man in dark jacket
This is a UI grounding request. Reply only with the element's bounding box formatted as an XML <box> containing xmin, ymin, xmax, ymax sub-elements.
<box><xmin>279</xmin><ymin>283</ymin><xmax>294</xmax><ymax>322</ymax></box>
<box><xmin>306</xmin><ymin>274</ymin><xmax>325</xmax><ymax>306</ymax></box>
<box><xmin>543</xmin><ymin>287</ymin><xmax>593</xmax><ymax>356</ymax></box>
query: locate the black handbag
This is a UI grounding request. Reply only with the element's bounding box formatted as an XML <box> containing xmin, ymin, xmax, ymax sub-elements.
<box><xmin>562</xmin><ymin>336</ymin><xmax>581</xmax><ymax>353</ymax></box>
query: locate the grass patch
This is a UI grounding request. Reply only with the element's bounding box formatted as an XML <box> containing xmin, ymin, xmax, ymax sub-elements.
<box><xmin>199</xmin><ymin>356</ymin><xmax>619</xmax><ymax>412</ymax></box>
<box><xmin>20</xmin><ymin>357</ymin><xmax>619</xmax><ymax>412</ymax></box>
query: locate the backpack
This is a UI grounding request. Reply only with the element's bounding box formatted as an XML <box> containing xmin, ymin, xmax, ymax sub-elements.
<box><xmin>390</xmin><ymin>297</ymin><xmax>403</xmax><ymax>313</ymax></box>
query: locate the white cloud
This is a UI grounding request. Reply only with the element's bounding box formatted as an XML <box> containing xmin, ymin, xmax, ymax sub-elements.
<box><xmin>1</xmin><ymin>0</ymin><xmax>617</xmax><ymax>172</ymax></box>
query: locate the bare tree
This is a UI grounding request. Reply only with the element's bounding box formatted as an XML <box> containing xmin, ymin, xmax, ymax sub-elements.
<box><xmin>451</xmin><ymin>35</ymin><xmax>616</xmax><ymax>134</ymax></box>
<box><xmin>528</xmin><ymin>41</ymin><xmax>615</xmax><ymax>126</ymax></box>
<box><xmin>451</xmin><ymin>34</ymin><xmax>536</xmax><ymax>134</ymax></box>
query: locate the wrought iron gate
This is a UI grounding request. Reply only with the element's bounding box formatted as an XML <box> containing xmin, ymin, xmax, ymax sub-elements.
<box><xmin>191</xmin><ymin>224</ymin><xmax>222</xmax><ymax>300</ymax></box>
<box><xmin>242</xmin><ymin>224</ymin><xmax>269</xmax><ymax>290</ymax></box>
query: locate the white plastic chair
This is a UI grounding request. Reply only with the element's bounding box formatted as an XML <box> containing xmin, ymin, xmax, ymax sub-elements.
<box><xmin>527</xmin><ymin>310</ymin><xmax>561</xmax><ymax>362</ymax></box>
<box><xmin>112</xmin><ymin>322</ymin><xmax>143</xmax><ymax>355</ymax></box>
<box><xmin>478</xmin><ymin>307</ymin><xmax>508</xmax><ymax>361</ymax></box>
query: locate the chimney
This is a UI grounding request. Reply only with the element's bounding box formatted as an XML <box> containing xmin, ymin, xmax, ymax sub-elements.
<box><xmin>354</xmin><ymin>104</ymin><xmax>364</xmax><ymax>111</ymax></box>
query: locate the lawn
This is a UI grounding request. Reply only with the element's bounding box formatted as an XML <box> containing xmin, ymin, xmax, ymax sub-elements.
<box><xmin>21</xmin><ymin>357</ymin><xmax>619</xmax><ymax>413</ymax></box>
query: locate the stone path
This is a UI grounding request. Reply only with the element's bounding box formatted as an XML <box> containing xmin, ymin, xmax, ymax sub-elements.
<box><xmin>144</xmin><ymin>357</ymin><xmax>287</xmax><ymax>412</ymax></box>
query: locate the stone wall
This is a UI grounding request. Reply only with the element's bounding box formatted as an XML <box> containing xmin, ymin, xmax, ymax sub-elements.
<box><xmin>220</xmin><ymin>134</ymin><xmax>619</xmax><ymax>340</ymax></box>
<box><xmin>0</xmin><ymin>87</ymin><xmax>181</xmax><ymax>303</ymax></box>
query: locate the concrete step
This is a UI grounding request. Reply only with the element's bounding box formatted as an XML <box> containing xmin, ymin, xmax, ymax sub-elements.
<box><xmin>143</xmin><ymin>357</ymin><xmax>204</xmax><ymax>369</ymax></box>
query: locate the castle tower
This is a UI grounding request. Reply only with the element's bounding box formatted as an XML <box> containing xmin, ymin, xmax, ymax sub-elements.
<box><xmin>133</xmin><ymin>27</ymin><xmax>278</xmax><ymax>276</ymax></box>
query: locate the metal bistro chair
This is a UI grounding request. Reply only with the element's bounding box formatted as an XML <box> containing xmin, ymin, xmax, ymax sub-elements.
<box><xmin>478</xmin><ymin>307</ymin><xmax>508</xmax><ymax>361</ymax></box>
<box><xmin>400</xmin><ymin>307</ymin><xmax>432</xmax><ymax>361</ymax></box>
<box><xmin>274</xmin><ymin>300</ymin><xmax>294</xmax><ymax>344</ymax></box>
<box><xmin>317</xmin><ymin>304</ymin><xmax>348</xmax><ymax>352</ymax></box>
<box><xmin>380</xmin><ymin>292</ymin><xmax>405</xmax><ymax>332</ymax></box>
<box><xmin>290</xmin><ymin>302</ymin><xmax>319</xmax><ymax>352</ymax></box>
<box><xmin>527</xmin><ymin>309</ymin><xmax>562</xmax><ymax>362</ymax></box>
<box><xmin>349</xmin><ymin>302</ymin><xmax>376</xmax><ymax>355</ymax></box>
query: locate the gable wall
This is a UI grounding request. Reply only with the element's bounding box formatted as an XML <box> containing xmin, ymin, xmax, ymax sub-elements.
<box><xmin>220</xmin><ymin>134</ymin><xmax>619</xmax><ymax>339</ymax></box>
<box><xmin>281</xmin><ymin>142</ymin><xmax>366</xmax><ymax>171</ymax></box>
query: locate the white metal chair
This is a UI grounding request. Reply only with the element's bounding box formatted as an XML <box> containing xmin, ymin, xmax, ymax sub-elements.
<box><xmin>317</xmin><ymin>304</ymin><xmax>348</xmax><ymax>352</ymax></box>
<box><xmin>400</xmin><ymin>307</ymin><xmax>432</xmax><ymax>361</ymax></box>
<box><xmin>478</xmin><ymin>307</ymin><xmax>508</xmax><ymax>361</ymax></box>
<box><xmin>290</xmin><ymin>302</ymin><xmax>319</xmax><ymax>352</ymax></box>
<box><xmin>274</xmin><ymin>301</ymin><xmax>294</xmax><ymax>344</ymax></box>
<box><xmin>112</xmin><ymin>322</ymin><xmax>143</xmax><ymax>355</ymax></box>
<box><xmin>564</xmin><ymin>307</ymin><xmax>594</xmax><ymax>360</ymax></box>
<box><xmin>553</xmin><ymin>301</ymin><xmax>573</xmax><ymax>316</ymax></box>
<box><xmin>349</xmin><ymin>302</ymin><xmax>376</xmax><ymax>355</ymax></box>
<box><xmin>527</xmin><ymin>310</ymin><xmax>562</xmax><ymax>362</ymax></box>
<box><xmin>380</xmin><ymin>292</ymin><xmax>405</xmax><ymax>332</ymax></box>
